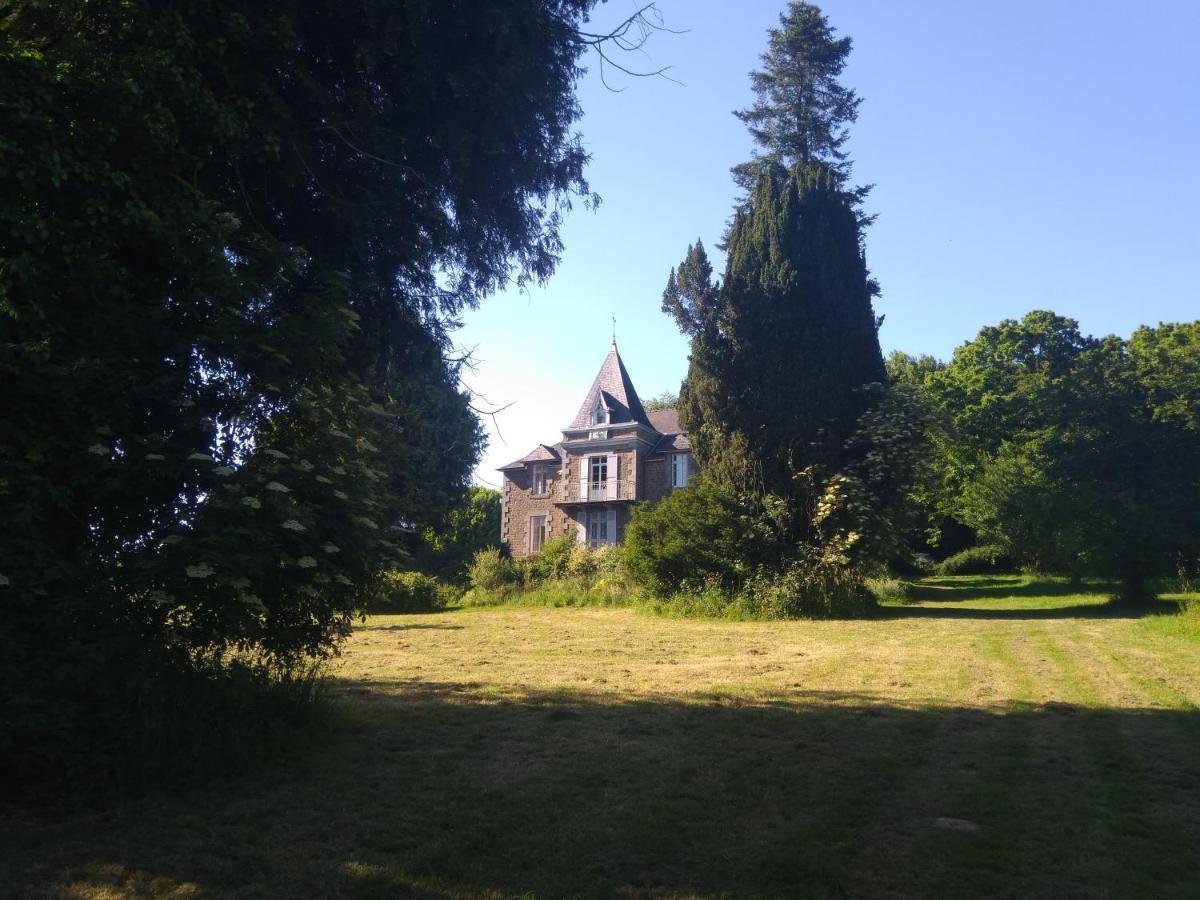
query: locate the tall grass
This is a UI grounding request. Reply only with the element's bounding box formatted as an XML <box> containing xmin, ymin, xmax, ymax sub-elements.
<box><xmin>461</xmin><ymin>575</ymin><xmax>632</xmax><ymax>610</ymax></box>
<box><xmin>1144</xmin><ymin>599</ymin><xmax>1200</xmax><ymax>643</ymax></box>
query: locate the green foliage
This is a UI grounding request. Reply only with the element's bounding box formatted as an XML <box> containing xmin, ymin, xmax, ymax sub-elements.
<box><xmin>647</xmin><ymin>553</ymin><xmax>875</xmax><ymax>620</ymax></box>
<box><xmin>658</xmin><ymin>33</ymin><xmax>889</xmax><ymax>607</ymax></box>
<box><xmin>936</xmin><ymin>545</ymin><xmax>1017</xmax><ymax>576</ymax></box>
<box><xmin>732</xmin><ymin>2</ymin><xmax>863</xmax><ymax>192</ymax></box>
<box><xmin>865</xmin><ymin>576</ymin><xmax>914</xmax><ymax>606</ymax></box>
<box><xmin>742</xmin><ymin>554</ymin><xmax>876</xmax><ymax>618</ymax></box>
<box><xmin>529</xmin><ymin>534</ymin><xmax>577</xmax><ymax>581</ymax></box>
<box><xmin>925</xmin><ymin>311</ymin><xmax>1094</xmax><ymax>497</ymax></box>
<box><xmin>463</xmin><ymin>575</ymin><xmax>632</xmax><ymax>611</ymax></box>
<box><xmin>623</xmin><ymin>481</ymin><xmax>783</xmax><ymax>596</ymax></box>
<box><xmin>368</xmin><ymin>571</ymin><xmax>446</xmax><ymax>614</ymax></box>
<box><xmin>417</xmin><ymin>487</ymin><xmax>502</xmax><ymax>581</ymax></box>
<box><xmin>1129</xmin><ymin>321</ymin><xmax>1200</xmax><ymax>433</ymax></box>
<box><xmin>885</xmin><ymin>350</ymin><xmax>944</xmax><ymax>387</ymax></box>
<box><xmin>927</xmin><ymin>312</ymin><xmax>1200</xmax><ymax>602</ymax></box>
<box><xmin>462</xmin><ymin>541</ymin><xmax>629</xmax><ymax>609</ymax></box>
<box><xmin>0</xmin><ymin>0</ymin><xmax>605</xmax><ymax>782</ymax></box>
<box><xmin>657</xmin><ymin>7</ymin><xmax>885</xmax><ymax>602</ymax></box>
<box><xmin>468</xmin><ymin>548</ymin><xmax>517</xmax><ymax>594</ymax></box>
<box><xmin>661</xmin><ymin>240</ymin><xmax>720</xmax><ymax>338</ymax></box>
<box><xmin>643</xmin><ymin>391</ymin><xmax>680</xmax><ymax>412</ymax></box>
<box><xmin>811</xmin><ymin>383</ymin><xmax>933</xmax><ymax>569</ymax></box>
<box><xmin>675</xmin><ymin>165</ymin><xmax>885</xmax><ymax>521</ymax></box>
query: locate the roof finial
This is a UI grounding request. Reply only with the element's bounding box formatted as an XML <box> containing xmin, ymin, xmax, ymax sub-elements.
<box><xmin>611</xmin><ymin>315</ymin><xmax>617</xmax><ymax>347</ymax></box>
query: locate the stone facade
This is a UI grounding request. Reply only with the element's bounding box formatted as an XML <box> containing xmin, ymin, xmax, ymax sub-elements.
<box><xmin>498</xmin><ymin>342</ymin><xmax>693</xmax><ymax>558</ymax></box>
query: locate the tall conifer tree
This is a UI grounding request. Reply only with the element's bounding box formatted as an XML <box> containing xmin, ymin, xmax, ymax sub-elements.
<box><xmin>668</xmin><ymin>2</ymin><xmax>884</xmax><ymax>539</ymax></box>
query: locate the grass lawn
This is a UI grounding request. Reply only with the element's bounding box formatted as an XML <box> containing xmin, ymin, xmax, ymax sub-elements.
<box><xmin>5</xmin><ymin>576</ymin><xmax>1200</xmax><ymax>898</ymax></box>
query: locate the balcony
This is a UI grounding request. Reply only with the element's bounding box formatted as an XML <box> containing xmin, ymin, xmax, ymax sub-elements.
<box><xmin>556</xmin><ymin>479</ymin><xmax>636</xmax><ymax>503</ymax></box>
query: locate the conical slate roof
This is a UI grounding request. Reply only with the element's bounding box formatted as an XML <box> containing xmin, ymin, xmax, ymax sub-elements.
<box><xmin>567</xmin><ymin>341</ymin><xmax>651</xmax><ymax>429</ymax></box>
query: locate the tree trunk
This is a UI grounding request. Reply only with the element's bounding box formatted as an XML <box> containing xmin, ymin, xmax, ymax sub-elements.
<box><xmin>1113</xmin><ymin>556</ymin><xmax>1156</xmax><ymax>608</ymax></box>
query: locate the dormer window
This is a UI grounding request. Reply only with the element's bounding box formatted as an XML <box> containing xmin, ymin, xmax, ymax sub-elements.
<box><xmin>589</xmin><ymin>397</ymin><xmax>609</xmax><ymax>426</ymax></box>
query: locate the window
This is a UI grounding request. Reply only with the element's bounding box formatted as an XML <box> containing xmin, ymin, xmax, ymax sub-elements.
<box><xmin>590</xmin><ymin>455</ymin><xmax>608</xmax><ymax>484</ymax></box>
<box><xmin>670</xmin><ymin>453</ymin><xmax>690</xmax><ymax>489</ymax></box>
<box><xmin>587</xmin><ymin>510</ymin><xmax>608</xmax><ymax>548</ymax></box>
<box><xmin>529</xmin><ymin>515</ymin><xmax>547</xmax><ymax>553</ymax></box>
<box><xmin>589</xmin><ymin>455</ymin><xmax>608</xmax><ymax>500</ymax></box>
<box><xmin>532</xmin><ymin>464</ymin><xmax>547</xmax><ymax>496</ymax></box>
<box><xmin>589</xmin><ymin>398</ymin><xmax>609</xmax><ymax>426</ymax></box>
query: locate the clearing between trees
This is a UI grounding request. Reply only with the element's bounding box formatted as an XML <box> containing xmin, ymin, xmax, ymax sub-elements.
<box><xmin>6</xmin><ymin>576</ymin><xmax>1200</xmax><ymax>898</ymax></box>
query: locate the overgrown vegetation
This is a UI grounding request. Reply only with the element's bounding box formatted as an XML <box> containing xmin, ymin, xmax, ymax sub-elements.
<box><xmin>465</xmin><ymin>539</ymin><xmax>628</xmax><ymax>609</ymax></box>
<box><xmin>366</xmin><ymin>571</ymin><xmax>459</xmax><ymax>614</ymax></box>
<box><xmin>468</xmin><ymin>528</ymin><xmax>902</xmax><ymax>621</ymax></box>
<box><xmin>0</xmin><ymin>0</ymin><xmax>641</xmax><ymax>790</ymax></box>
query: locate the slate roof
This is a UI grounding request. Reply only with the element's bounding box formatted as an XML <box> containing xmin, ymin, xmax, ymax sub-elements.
<box><xmin>566</xmin><ymin>342</ymin><xmax>651</xmax><ymax>429</ymax></box>
<box><xmin>496</xmin><ymin>344</ymin><xmax>691</xmax><ymax>472</ymax></box>
<box><xmin>646</xmin><ymin>407</ymin><xmax>691</xmax><ymax>454</ymax></box>
<box><xmin>498</xmin><ymin>442</ymin><xmax>562</xmax><ymax>471</ymax></box>
<box><xmin>646</xmin><ymin>408</ymin><xmax>679</xmax><ymax>435</ymax></box>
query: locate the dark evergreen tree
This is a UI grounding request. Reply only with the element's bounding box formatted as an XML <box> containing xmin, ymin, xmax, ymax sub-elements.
<box><xmin>676</xmin><ymin>166</ymin><xmax>885</xmax><ymax>530</ymax></box>
<box><xmin>0</xmin><ymin>0</ymin><xmax>653</xmax><ymax>784</ymax></box>
<box><xmin>661</xmin><ymin>239</ymin><xmax>720</xmax><ymax>337</ymax></box>
<box><xmin>665</xmin><ymin>3</ymin><xmax>885</xmax><ymax>550</ymax></box>
<box><xmin>732</xmin><ymin>2</ymin><xmax>863</xmax><ymax>193</ymax></box>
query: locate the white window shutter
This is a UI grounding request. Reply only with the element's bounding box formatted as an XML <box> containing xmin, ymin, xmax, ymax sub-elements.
<box><xmin>606</xmin><ymin>453</ymin><xmax>618</xmax><ymax>500</ymax></box>
<box><xmin>578</xmin><ymin>456</ymin><xmax>589</xmax><ymax>501</ymax></box>
<box><xmin>681</xmin><ymin>453</ymin><xmax>690</xmax><ymax>486</ymax></box>
<box><xmin>606</xmin><ymin>508</ymin><xmax>617</xmax><ymax>545</ymax></box>
<box><xmin>576</xmin><ymin>516</ymin><xmax>586</xmax><ymax>545</ymax></box>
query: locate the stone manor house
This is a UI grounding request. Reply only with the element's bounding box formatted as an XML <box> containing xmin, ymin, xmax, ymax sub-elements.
<box><xmin>499</xmin><ymin>341</ymin><xmax>693</xmax><ymax>556</ymax></box>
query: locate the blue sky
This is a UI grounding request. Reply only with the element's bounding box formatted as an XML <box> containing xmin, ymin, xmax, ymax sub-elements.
<box><xmin>457</xmin><ymin>0</ymin><xmax>1200</xmax><ymax>486</ymax></box>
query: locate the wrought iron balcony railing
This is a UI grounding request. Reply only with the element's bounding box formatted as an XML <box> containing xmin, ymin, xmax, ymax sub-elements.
<box><xmin>557</xmin><ymin>479</ymin><xmax>635</xmax><ymax>503</ymax></box>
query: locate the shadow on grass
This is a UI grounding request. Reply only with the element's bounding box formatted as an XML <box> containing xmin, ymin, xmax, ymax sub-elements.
<box><xmin>911</xmin><ymin>576</ymin><xmax>1112</xmax><ymax>601</ymax></box>
<box><xmin>893</xmin><ymin>576</ymin><xmax>1183</xmax><ymax>620</ymax></box>
<box><xmin>881</xmin><ymin>604</ymin><xmax>1143</xmax><ymax>621</ymax></box>
<box><xmin>7</xmin><ymin>683</ymin><xmax>1200</xmax><ymax>899</ymax></box>
<box><xmin>364</xmin><ymin>622</ymin><xmax>465</xmax><ymax>632</ymax></box>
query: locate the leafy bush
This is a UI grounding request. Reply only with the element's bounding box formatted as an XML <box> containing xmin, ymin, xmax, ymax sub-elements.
<box><xmin>368</xmin><ymin>570</ymin><xmax>445</xmax><ymax>613</ymax></box>
<box><xmin>415</xmin><ymin>486</ymin><xmax>503</xmax><ymax>581</ymax></box>
<box><xmin>567</xmin><ymin>542</ymin><xmax>601</xmax><ymax>578</ymax></box>
<box><xmin>566</xmin><ymin>542</ymin><xmax>623</xmax><ymax>579</ymax></box>
<box><xmin>594</xmin><ymin>543</ymin><xmax>625</xmax><ymax>577</ymax></box>
<box><xmin>468</xmin><ymin>547</ymin><xmax>516</xmax><ymax>592</ymax></box>
<box><xmin>624</xmin><ymin>480</ymin><xmax>778</xmax><ymax>596</ymax></box>
<box><xmin>936</xmin><ymin>545</ymin><xmax>1017</xmax><ymax>576</ymax></box>
<box><xmin>646</xmin><ymin>555</ymin><xmax>876</xmax><ymax>621</ymax></box>
<box><xmin>530</xmin><ymin>534</ymin><xmax>576</xmax><ymax>581</ymax></box>
<box><xmin>742</xmin><ymin>555</ymin><xmax>877</xmax><ymax>619</ymax></box>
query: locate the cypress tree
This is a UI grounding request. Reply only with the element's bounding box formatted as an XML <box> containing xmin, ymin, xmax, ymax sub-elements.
<box><xmin>677</xmin><ymin>166</ymin><xmax>884</xmax><ymax>509</ymax></box>
<box><xmin>732</xmin><ymin>2</ymin><xmax>863</xmax><ymax>195</ymax></box>
<box><xmin>669</xmin><ymin>2</ymin><xmax>885</xmax><ymax>540</ymax></box>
